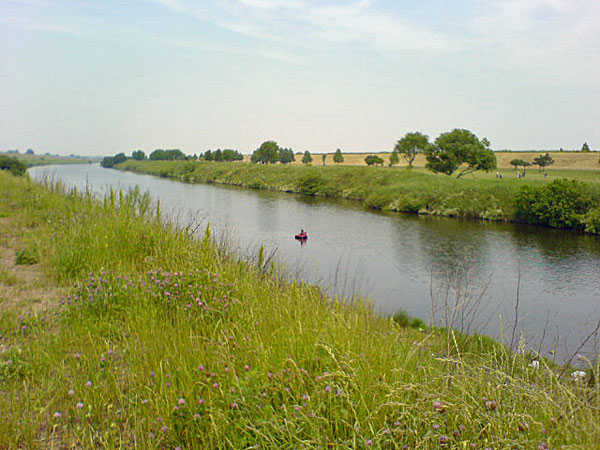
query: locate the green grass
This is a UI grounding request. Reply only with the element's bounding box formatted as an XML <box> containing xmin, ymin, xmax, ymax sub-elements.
<box><xmin>0</xmin><ymin>152</ymin><xmax>93</xmax><ymax>167</ymax></box>
<box><xmin>0</xmin><ymin>170</ymin><xmax>598</xmax><ymax>449</ymax></box>
<box><xmin>118</xmin><ymin>160</ymin><xmax>600</xmax><ymax>232</ymax></box>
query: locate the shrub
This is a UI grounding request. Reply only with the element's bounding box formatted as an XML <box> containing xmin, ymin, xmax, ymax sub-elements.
<box><xmin>581</xmin><ymin>207</ymin><xmax>600</xmax><ymax>234</ymax></box>
<box><xmin>514</xmin><ymin>179</ymin><xmax>593</xmax><ymax>228</ymax></box>
<box><xmin>0</xmin><ymin>155</ymin><xmax>27</xmax><ymax>176</ymax></box>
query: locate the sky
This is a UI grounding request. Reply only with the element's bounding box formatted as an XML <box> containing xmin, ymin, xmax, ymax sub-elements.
<box><xmin>1</xmin><ymin>0</ymin><xmax>599</xmax><ymax>156</ymax></box>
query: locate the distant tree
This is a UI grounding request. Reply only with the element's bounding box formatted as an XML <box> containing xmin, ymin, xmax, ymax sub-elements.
<box><xmin>532</xmin><ymin>153</ymin><xmax>555</xmax><ymax>171</ymax></box>
<box><xmin>321</xmin><ymin>154</ymin><xmax>327</xmax><ymax>166</ymax></box>
<box><xmin>425</xmin><ymin>129</ymin><xmax>497</xmax><ymax>178</ymax></box>
<box><xmin>365</xmin><ymin>155</ymin><xmax>384</xmax><ymax>166</ymax></box>
<box><xmin>510</xmin><ymin>159</ymin><xmax>529</xmax><ymax>170</ymax></box>
<box><xmin>333</xmin><ymin>148</ymin><xmax>344</xmax><ymax>164</ymax></box>
<box><xmin>25</xmin><ymin>149</ymin><xmax>34</xmax><ymax>155</ymax></box>
<box><xmin>132</xmin><ymin>150</ymin><xmax>145</xmax><ymax>160</ymax></box>
<box><xmin>251</xmin><ymin>141</ymin><xmax>280</xmax><ymax>164</ymax></box>
<box><xmin>213</xmin><ymin>149</ymin><xmax>224</xmax><ymax>162</ymax></box>
<box><xmin>278</xmin><ymin>147</ymin><xmax>295</xmax><ymax>164</ymax></box>
<box><xmin>302</xmin><ymin>151</ymin><xmax>313</xmax><ymax>164</ymax></box>
<box><xmin>203</xmin><ymin>150</ymin><xmax>213</xmax><ymax>161</ymax></box>
<box><xmin>222</xmin><ymin>149</ymin><xmax>243</xmax><ymax>161</ymax></box>
<box><xmin>394</xmin><ymin>131</ymin><xmax>429</xmax><ymax>168</ymax></box>
<box><xmin>113</xmin><ymin>153</ymin><xmax>128</xmax><ymax>165</ymax></box>
<box><xmin>149</xmin><ymin>149</ymin><xmax>186</xmax><ymax>161</ymax></box>
<box><xmin>581</xmin><ymin>142</ymin><xmax>591</xmax><ymax>152</ymax></box>
<box><xmin>0</xmin><ymin>155</ymin><xmax>27</xmax><ymax>176</ymax></box>
<box><xmin>101</xmin><ymin>156</ymin><xmax>115</xmax><ymax>168</ymax></box>
<box><xmin>389</xmin><ymin>150</ymin><xmax>399</xmax><ymax>167</ymax></box>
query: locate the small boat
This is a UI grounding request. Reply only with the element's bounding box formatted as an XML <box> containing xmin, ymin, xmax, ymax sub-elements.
<box><xmin>295</xmin><ymin>232</ymin><xmax>308</xmax><ymax>240</ymax></box>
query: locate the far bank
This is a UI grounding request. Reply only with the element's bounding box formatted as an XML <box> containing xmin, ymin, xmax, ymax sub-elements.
<box><xmin>116</xmin><ymin>160</ymin><xmax>600</xmax><ymax>234</ymax></box>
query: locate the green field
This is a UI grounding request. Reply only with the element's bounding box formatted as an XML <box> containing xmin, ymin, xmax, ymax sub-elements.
<box><xmin>0</xmin><ymin>170</ymin><xmax>598</xmax><ymax>448</ymax></box>
<box><xmin>0</xmin><ymin>152</ymin><xmax>94</xmax><ymax>167</ymax></box>
<box><xmin>118</xmin><ymin>160</ymin><xmax>600</xmax><ymax>234</ymax></box>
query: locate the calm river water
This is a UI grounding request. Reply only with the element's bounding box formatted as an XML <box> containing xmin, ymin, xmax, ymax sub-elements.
<box><xmin>29</xmin><ymin>164</ymin><xmax>600</xmax><ymax>362</ymax></box>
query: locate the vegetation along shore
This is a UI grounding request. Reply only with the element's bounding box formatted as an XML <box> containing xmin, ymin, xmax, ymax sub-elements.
<box><xmin>116</xmin><ymin>159</ymin><xmax>600</xmax><ymax>234</ymax></box>
<box><xmin>106</xmin><ymin>130</ymin><xmax>600</xmax><ymax>234</ymax></box>
<box><xmin>1</xmin><ymin>167</ymin><xmax>599</xmax><ymax>448</ymax></box>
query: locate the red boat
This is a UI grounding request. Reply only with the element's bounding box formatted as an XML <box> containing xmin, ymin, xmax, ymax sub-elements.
<box><xmin>295</xmin><ymin>232</ymin><xmax>308</xmax><ymax>240</ymax></box>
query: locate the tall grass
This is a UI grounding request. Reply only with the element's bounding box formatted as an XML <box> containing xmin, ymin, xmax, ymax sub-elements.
<box><xmin>118</xmin><ymin>160</ymin><xmax>600</xmax><ymax>233</ymax></box>
<box><xmin>0</xmin><ymin>171</ymin><xmax>598</xmax><ymax>449</ymax></box>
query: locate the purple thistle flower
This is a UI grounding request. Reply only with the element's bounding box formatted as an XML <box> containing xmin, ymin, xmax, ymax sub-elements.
<box><xmin>245</xmin><ymin>364</ymin><xmax>251</xmax><ymax>371</ymax></box>
<box><xmin>161</xmin><ymin>425</ymin><xmax>168</xmax><ymax>433</ymax></box>
<box><xmin>54</xmin><ymin>411</ymin><xmax>61</xmax><ymax>418</ymax></box>
<box><xmin>178</xmin><ymin>398</ymin><xmax>185</xmax><ymax>406</ymax></box>
<box><xmin>231</xmin><ymin>402</ymin><xmax>238</xmax><ymax>409</ymax></box>
<box><xmin>325</xmin><ymin>385</ymin><xmax>331</xmax><ymax>393</ymax></box>
<box><xmin>433</xmin><ymin>424</ymin><xmax>440</xmax><ymax>430</ymax></box>
<box><xmin>194</xmin><ymin>413</ymin><xmax>201</xmax><ymax>419</ymax></box>
<box><xmin>198</xmin><ymin>398</ymin><xmax>204</xmax><ymax>405</ymax></box>
<box><xmin>86</xmin><ymin>381</ymin><xmax>92</xmax><ymax>387</ymax></box>
<box><xmin>68</xmin><ymin>389</ymin><xmax>75</xmax><ymax>396</ymax></box>
<box><xmin>76</xmin><ymin>402</ymin><xmax>84</xmax><ymax>409</ymax></box>
<box><xmin>366</xmin><ymin>439</ymin><xmax>373</xmax><ymax>447</ymax></box>
<box><xmin>439</xmin><ymin>435</ymin><xmax>449</xmax><ymax>445</ymax></box>
<box><xmin>213</xmin><ymin>382</ymin><xmax>219</xmax><ymax>389</ymax></box>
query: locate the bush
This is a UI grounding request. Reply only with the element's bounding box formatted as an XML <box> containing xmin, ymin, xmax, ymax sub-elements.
<box><xmin>0</xmin><ymin>155</ymin><xmax>27</xmax><ymax>176</ymax></box>
<box><xmin>581</xmin><ymin>207</ymin><xmax>600</xmax><ymax>234</ymax></box>
<box><xmin>514</xmin><ymin>179</ymin><xmax>593</xmax><ymax>228</ymax></box>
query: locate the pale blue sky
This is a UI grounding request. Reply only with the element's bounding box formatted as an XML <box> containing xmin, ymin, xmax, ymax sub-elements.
<box><xmin>1</xmin><ymin>0</ymin><xmax>599</xmax><ymax>156</ymax></box>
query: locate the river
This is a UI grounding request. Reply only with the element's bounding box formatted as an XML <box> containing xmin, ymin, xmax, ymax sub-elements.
<box><xmin>29</xmin><ymin>164</ymin><xmax>600</xmax><ymax>363</ymax></box>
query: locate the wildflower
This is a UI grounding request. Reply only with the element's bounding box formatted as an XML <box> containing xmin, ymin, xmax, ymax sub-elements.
<box><xmin>325</xmin><ymin>386</ymin><xmax>331</xmax><ymax>393</ymax></box>
<box><xmin>538</xmin><ymin>443</ymin><xmax>549</xmax><ymax>450</ymax></box>
<box><xmin>194</xmin><ymin>413</ymin><xmax>201</xmax><ymax>419</ymax></box>
<box><xmin>178</xmin><ymin>398</ymin><xmax>185</xmax><ymax>406</ymax></box>
<box><xmin>198</xmin><ymin>364</ymin><xmax>205</xmax><ymax>371</ymax></box>
<box><xmin>245</xmin><ymin>364</ymin><xmax>251</xmax><ymax>371</ymax></box>
<box><xmin>231</xmin><ymin>402</ymin><xmax>238</xmax><ymax>409</ymax></box>
<box><xmin>439</xmin><ymin>435</ymin><xmax>449</xmax><ymax>445</ymax></box>
<box><xmin>68</xmin><ymin>389</ymin><xmax>75</xmax><ymax>396</ymax></box>
<box><xmin>86</xmin><ymin>381</ymin><xmax>92</xmax><ymax>387</ymax></box>
<box><xmin>433</xmin><ymin>424</ymin><xmax>440</xmax><ymax>430</ymax></box>
<box><xmin>366</xmin><ymin>439</ymin><xmax>373</xmax><ymax>447</ymax></box>
<box><xmin>198</xmin><ymin>398</ymin><xmax>205</xmax><ymax>405</ymax></box>
<box><xmin>225</xmin><ymin>366</ymin><xmax>230</xmax><ymax>373</ymax></box>
<box><xmin>433</xmin><ymin>401</ymin><xmax>446</xmax><ymax>412</ymax></box>
<box><xmin>161</xmin><ymin>425</ymin><xmax>168</xmax><ymax>433</ymax></box>
<box><xmin>150</xmin><ymin>370</ymin><xmax>155</xmax><ymax>377</ymax></box>
<box><xmin>54</xmin><ymin>411</ymin><xmax>61</xmax><ymax>418</ymax></box>
<box><xmin>530</xmin><ymin>360</ymin><xmax>540</xmax><ymax>370</ymax></box>
<box><xmin>518</xmin><ymin>422</ymin><xmax>530</xmax><ymax>432</ymax></box>
<box><xmin>485</xmin><ymin>400</ymin><xmax>497</xmax><ymax>411</ymax></box>
<box><xmin>213</xmin><ymin>382</ymin><xmax>219</xmax><ymax>389</ymax></box>
<box><xmin>76</xmin><ymin>402</ymin><xmax>84</xmax><ymax>409</ymax></box>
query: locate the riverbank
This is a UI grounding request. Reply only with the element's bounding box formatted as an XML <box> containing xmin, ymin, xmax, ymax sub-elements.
<box><xmin>1</xmin><ymin>170</ymin><xmax>598</xmax><ymax>448</ymax></box>
<box><xmin>118</xmin><ymin>160</ymin><xmax>600</xmax><ymax>234</ymax></box>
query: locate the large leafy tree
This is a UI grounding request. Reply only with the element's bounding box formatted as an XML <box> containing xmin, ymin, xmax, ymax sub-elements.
<box><xmin>278</xmin><ymin>147</ymin><xmax>295</xmax><ymax>164</ymax></box>
<box><xmin>132</xmin><ymin>150</ymin><xmax>145</xmax><ymax>160</ymax></box>
<box><xmin>532</xmin><ymin>153</ymin><xmax>555</xmax><ymax>171</ymax></box>
<box><xmin>333</xmin><ymin>149</ymin><xmax>344</xmax><ymax>164</ymax></box>
<box><xmin>394</xmin><ymin>132</ymin><xmax>429</xmax><ymax>168</ymax></box>
<box><xmin>425</xmin><ymin>129</ymin><xmax>496</xmax><ymax>178</ymax></box>
<box><xmin>251</xmin><ymin>141</ymin><xmax>280</xmax><ymax>164</ymax></box>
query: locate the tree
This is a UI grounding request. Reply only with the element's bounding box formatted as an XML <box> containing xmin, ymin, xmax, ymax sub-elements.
<box><xmin>333</xmin><ymin>148</ymin><xmax>344</xmax><ymax>164</ymax></box>
<box><xmin>25</xmin><ymin>149</ymin><xmax>34</xmax><ymax>155</ymax></box>
<box><xmin>365</xmin><ymin>155</ymin><xmax>384</xmax><ymax>166</ymax></box>
<box><xmin>222</xmin><ymin>149</ymin><xmax>243</xmax><ymax>161</ymax></box>
<box><xmin>278</xmin><ymin>147</ymin><xmax>295</xmax><ymax>164</ymax></box>
<box><xmin>532</xmin><ymin>153</ymin><xmax>554</xmax><ymax>171</ymax></box>
<box><xmin>302</xmin><ymin>151</ymin><xmax>313</xmax><ymax>164</ymax></box>
<box><xmin>132</xmin><ymin>150</ymin><xmax>145</xmax><ymax>160</ymax></box>
<box><xmin>510</xmin><ymin>159</ymin><xmax>531</xmax><ymax>171</ymax></box>
<box><xmin>101</xmin><ymin>156</ymin><xmax>115</xmax><ymax>168</ymax></box>
<box><xmin>321</xmin><ymin>154</ymin><xmax>327</xmax><ymax>166</ymax></box>
<box><xmin>149</xmin><ymin>149</ymin><xmax>186</xmax><ymax>161</ymax></box>
<box><xmin>394</xmin><ymin>131</ymin><xmax>429</xmax><ymax>168</ymax></box>
<box><xmin>251</xmin><ymin>141</ymin><xmax>280</xmax><ymax>164</ymax></box>
<box><xmin>389</xmin><ymin>151</ymin><xmax>399</xmax><ymax>167</ymax></box>
<box><xmin>425</xmin><ymin>129</ymin><xmax>497</xmax><ymax>178</ymax></box>
<box><xmin>581</xmin><ymin>142</ymin><xmax>591</xmax><ymax>152</ymax></box>
<box><xmin>213</xmin><ymin>149</ymin><xmax>223</xmax><ymax>162</ymax></box>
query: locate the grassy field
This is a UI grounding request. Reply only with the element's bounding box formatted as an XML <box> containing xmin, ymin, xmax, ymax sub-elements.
<box><xmin>248</xmin><ymin>151</ymin><xmax>600</xmax><ymax>170</ymax></box>
<box><xmin>118</xmin><ymin>160</ymin><xmax>600</xmax><ymax>233</ymax></box>
<box><xmin>0</xmin><ymin>170</ymin><xmax>598</xmax><ymax>448</ymax></box>
<box><xmin>0</xmin><ymin>152</ymin><xmax>93</xmax><ymax>167</ymax></box>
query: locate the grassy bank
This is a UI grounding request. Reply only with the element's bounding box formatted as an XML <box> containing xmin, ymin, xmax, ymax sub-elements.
<box><xmin>0</xmin><ymin>152</ymin><xmax>93</xmax><ymax>167</ymax></box>
<box><xmin>118</xmin><ymin>160</ymin><xmax>600</xmax><ymax>233</ymax></box>
<box><xmin>0</xmin><ymin>171</ymin><xmax>598</xmax><ymax>448</ymax></box>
